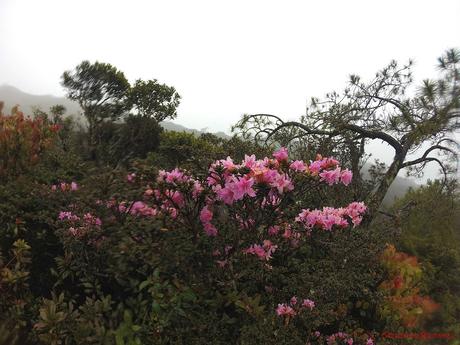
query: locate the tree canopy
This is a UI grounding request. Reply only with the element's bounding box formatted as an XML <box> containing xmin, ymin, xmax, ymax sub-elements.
<box><xmin>61</xmin><ymin>60</ymin><xmax>130</xmax><ymax>124</ymax></box>
<box><xmin>61</xmin><ymin>61</ymin><xmax>181</xmax><ymax>161</ymax></box>
<box><xmin>234</xmin><ymin>49</ymin><xmax>460</xmax><ymax>217</ymax></box>
<box><xmin>129</xmin><ymin>79</ymin><xmax>181</xmax><ymax>122</ymax></box>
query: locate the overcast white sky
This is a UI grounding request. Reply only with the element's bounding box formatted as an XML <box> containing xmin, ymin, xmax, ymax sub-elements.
<box><xmin>1</xmin><ymin>0</ymin><xmax>459</xmax><ymax>181</ymax></box>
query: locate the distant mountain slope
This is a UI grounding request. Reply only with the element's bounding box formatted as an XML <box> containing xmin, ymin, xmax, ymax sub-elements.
<box><xmin>0</xmin><ymin>84</ymin><xmax>82</xmax><ymax>116</ymax></box>
<box><xmin>0</xmin><ymin>84</ymin><xmax>417</xmax><ymax>204</ymax></box>
<box><xmin>0</xmin><ymin>84</ymin><xmax>230</xmax><ymax>138</ymax></box>
<box><xmin>160</xmin><ymin>121</ymin><xmax>230</xmax><ymax>139</ymax></box>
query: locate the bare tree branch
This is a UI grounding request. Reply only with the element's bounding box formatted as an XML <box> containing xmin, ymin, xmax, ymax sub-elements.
<box><xmin>402</xmin><ymin>145</ymin><xmax>457</xmax><ymax>168</ymax></box>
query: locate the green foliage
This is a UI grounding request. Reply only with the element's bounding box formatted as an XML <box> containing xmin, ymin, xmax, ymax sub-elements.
<box><xmin>107</xmin><ymin>115</ymin><xmax>164</xmax><ymax>165</ymax></box>
<box><xmin>61</xmin><ymin>61</ymin><xmax>130</xmax><ymax>125</ymax></box>
<box><xmin>149</xmin><ymin>131</ymin><xmax>271</xmax><ymax>173</ymax></box>
<box><xmin>129</xmin><ymin>79</ymin><xmax>181</xmax><ymax>122</ymax></box>
<box><xmin>392</xmin><ymin>180</ymin><xmax>460</xmax><ymax>337</ymax></box>
<box><xmin>61</xmin><ymin>60</ymin><xmax>131</xmax><ymax>160</ymax></box>
<box><xmin>0</xmin><ymin>141</ymin><xmax>387</xmax><ymax>344</ymax></box>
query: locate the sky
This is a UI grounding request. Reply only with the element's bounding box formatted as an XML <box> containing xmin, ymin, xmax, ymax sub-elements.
<box><xmin>1</xmin><ymin>0</ymin><xmax>459</xmax><ymax>181</ymax></box>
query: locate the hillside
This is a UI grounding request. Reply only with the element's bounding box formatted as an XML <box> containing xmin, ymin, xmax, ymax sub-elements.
<box><xmin>0</xmin><ymin>84</ymin><xmax>82</xmax><ymax>116</ymax></box>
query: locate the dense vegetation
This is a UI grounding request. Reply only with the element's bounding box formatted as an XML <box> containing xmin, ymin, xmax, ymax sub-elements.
<box><xmin>0</xmin><ymin>51</ymin><xmax>459</xmax><ymax>344</ymax></box>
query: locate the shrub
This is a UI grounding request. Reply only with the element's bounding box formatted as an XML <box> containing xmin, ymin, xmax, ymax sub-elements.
<box><xmin>0</xmin><ymin>108</ymin><xmax>58</xmax><ymax>180</ymax></box>
<box><xmin>34</xmin><ymin>148</ymin><xmax>380</xmax><ymax>344</ymax></box>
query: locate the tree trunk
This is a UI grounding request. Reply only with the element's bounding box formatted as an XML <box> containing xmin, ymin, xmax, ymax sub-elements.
<box><xmin>365</xmin><ymin>153</ymin><xmax>406</xmax><ymax>220</ymax></box>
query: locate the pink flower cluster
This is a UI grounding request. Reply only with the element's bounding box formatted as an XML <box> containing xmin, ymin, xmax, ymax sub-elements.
<box><xmin>243</xmin><ymin>240</ymin><xmax>278</xmax><ymax>261</ymax></box>
<box><xmin>200</xmin><ymin>205</ymin><xmax>217</xmax><ymax>236</ymax></box>
<box><xmin>106</xmin><ymin>200</ymin><xmax>157</xmax><ymax>217</ymax></box>
<box><xmin>206</xmin><ymin>152</ymin><xmax>295</xmax><ymax>205</ymax></box>
<box><xmin>319</xmin><ymin>167</ymin><xmax>353</xmax><ymax>186</ymax></box>
<box><xmin>151</xmin><ymin>169</ymin><xmax>201</xmax><ymax>218</ymax></box>
<box><xmin>58</xmin><ymin>211</ymin><xmax>80</xmax><ymax>221</ymax></box>
<box><xmin>276</xmin><ymin>296</ymin><xmax>315</xmax><ymax>318</ymax></box>
<box><xmin>157</xmin><ymin>168</ymin><xmax>191</xmax><ymax>185</ymax></box>
<box><xmin>273</xmin><ymin>147</ymin><xmax>289</xmax><ymax>161</ymax></box>
<box><xmin>308</xmin><ymin>155</ymin><xmax>340</xmax><ymax>175</ymax></box>
<box><xmin>215</xmin><ymin>176</ymin><xmax>257</xmax><ymax>204</ymax></box>
<box><xmin>325</xmin><ymin>332</ymin><xmax>354</xmax><ymax>345</ymax></box>
<box><xmin>308</xmin><ymin>155</ymin><xmax>353</xmax><ymax>186</ymax></box>
<box><xmin>312</xmin><ymin>331</ymin><xmax>374</xmax><ymax>345</ymax></box>
<box><xmin>129</xmin><ymin>201</ymin><xmax>157</xmax><ymax>217</ymax></box>
<box><xmin>51</xmin><ymin>181</ymin><xmax>78</xmax><ymax>192</ymax></box>
<box><xmin>58</xmin><ymin>211</ymin><xmax>102</xmax><ymax>238</ymax></box>
<box><xmin>111</xmin><ymin>148</ymin><xmax>364</xmax><ymax>245</ymax></box>
<box><xmin>296</xmin><ymin>202</ymin><xmax>367</xmax><ymax>231</ymax></box>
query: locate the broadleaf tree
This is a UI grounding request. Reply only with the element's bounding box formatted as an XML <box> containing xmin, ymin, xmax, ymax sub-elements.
<box><xmin>61</xmin><ymin>60</ymin><xmax>131</xmax><ymax>157</ymax></box>
<box><xmin>129</xmin><ymin>79</ymin><xmax>181</xmax><ymax>122</ymax></box>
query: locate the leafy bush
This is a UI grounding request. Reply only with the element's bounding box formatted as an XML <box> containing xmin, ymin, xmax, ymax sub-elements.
<box><xmin>378</xmin><ymin>244</ymin><xmax>439</xmax><ymax>329</ymax></box>
<box><xmin>392</xmin><ymin>180</ymin><xmax>460</xmax><ymax>339</ymax></box>
<box><xmin>0</xmin><ymin>108</ymin><xmax>58</xmax><ymax>180</ymax></box>
<box><xmin>0</xmin><ymin>133</ymin><xmax>444</xmax><ymax>344</ymax></box>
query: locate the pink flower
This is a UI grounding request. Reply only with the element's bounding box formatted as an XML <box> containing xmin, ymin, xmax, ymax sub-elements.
<box><xmin>244</xmin><ymin>241</ymin><xmax>277</xmax><ymax>261</ymax></box>
<box><xmin>166</xmin><ymin>168</ymin><xmax>186</xmax><ymax>184</ymax></box>
<box><xmin>118</xmin><ymin>202</ymin><xmax>128</xmax><ymax>213</ymax></box>
<box><xmin>235</xmin><ymin>177</ymin><xmax>256</xmax><ymax>198</ymax></box>
<box><xmin>168</xmin><ymin>190</ymin><xmax>185</xmax><ymax>207</ymax></box>
<box><xmin>309</xmin><ymin>160</ymin><xmax>323</xmax><ymax>175</ymax></box>
<box><xmin>344</xmin><ymin>202</ymin><xmax>367</xmax><ymax>227</ymax></box>
<box><xmin>319</xmin><ymin>167</ymin><xmax>341</xmax><ymax>185</ymax></box>
<box><xmin>83</xmin><ymin>213</ymin><xmax>102</xmax><ymax>227</ymax></box>
<box><xmin>276</xmin><ymin>303</ymin><xmax>296</xmax><ymax>317</ymax></box>
<box><xmin>217</xmin><ymin>186</ymin><xmax>236</xmax><ymax>205</ymax></box>
<box><xmin>60</xmin><ymin>182</ymin><xmax>67</xmax><ymax>191</ymax></box>
<box><xmin>273</xmin><ymin>147</ymin><xmax>288</xmax><ymax>162</ymax></box>
<box><xmin>157</xmin><ymin>168</ymin><xmax>190</xmax><ymax>185</ymax></box>
<box><xmin>51</xmin><ymin>185</ymin><xmax>57</xmax><ymax>191</ymax></box>
<box><xmin>58</xmin><ymin>211</ymin><xmax>79</xmax><ymax>221</ymax></box>
<box><xmin>340</xmin><ymin>169</ymin><xmax>353</xmax><ymax>186</ymax></box>
<box><xmin>268</xmin><ymin>225</ymin><xmax>280</xmax><ymax>236</ymax></box>
<box><xmin>366</xmin><ymin>339</ymin><xmax>374</xmax><ymax>345</ymax></box>
<box><xmin>271</xmin><ymin>173</ymin><xmax>294</xmax><ymax>194</ymax></box>
<box><xmin>221</xmin><ymin>156</ymin><xmax>237</xmax><ymax>171</ymax></box>
<box><xmin>314</xmin><ymin>331</ymin><xmax>321</xmax><ymax>337</ymax></box>
<box><xmin>245</xmin><ymin>244</ymin><xmax>266</xmax><ymax>259</ymax></box>
<box><xmin>243</xmin><ymin>154</ymin><xmax>256</xmax><ymax>168</ymax></box>
<box><xmin>192</xmin><ymin>181</ymin><xmax>204</xmax><ymax>199</ymax></box>
<box><xmin>130</xmin><ymin>201</ymin><xmax>147</xmax><ymax>214</ymax></box>
<box><xmin>70</xmin><ymin>182</ymin><xmax>78</xmax><ymax>191</ymax></box>
<box><xmin>289</xmin><ymin>160</ymin><xmax>306</xmax><ymax>171</ymax></box>
<box><xmin>203</xmin><ymin>222</ymin><xmax>218</xmax><ymax>236</ymax></box>
<box><xmin>128</xmin><ymin>201</ymin><xmax>157</xmax><ymax>217</ymax></box>
<box><xmin>290</xmin><ymin>296</ymin><xmax>298</xmax><ymax>305</ymax></box>
<box><xmin>302</xmin><ymin>299</ymin><xmax>315</xmax><ymax>310</ymax></box>
<box><xmin>200</xmin><ymin>206</ymin><xmax>213</xmax><ymax>223</ymax></box>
